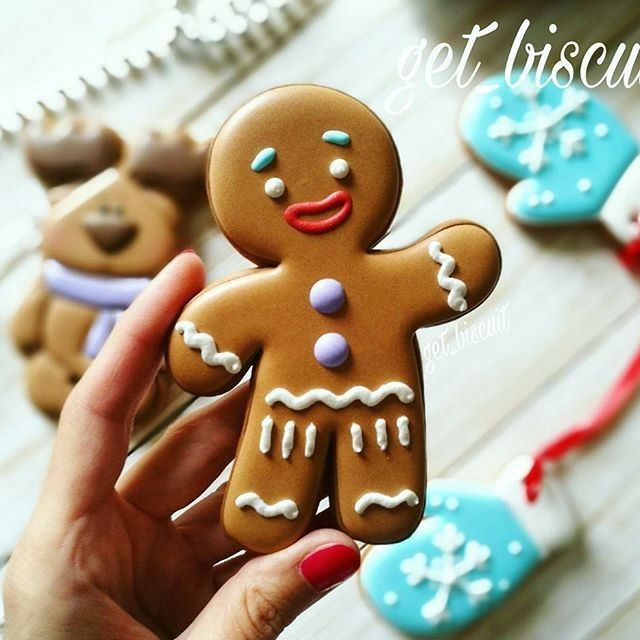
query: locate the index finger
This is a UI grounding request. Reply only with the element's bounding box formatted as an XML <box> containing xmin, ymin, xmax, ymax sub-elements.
<box><xmin>47</xmin><ymin>252</ymin><xmax>206</xmax><ymax>512</ymax></box>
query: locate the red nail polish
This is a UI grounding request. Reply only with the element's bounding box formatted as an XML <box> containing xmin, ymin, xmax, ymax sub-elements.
<box><xmin>299</xmin><ymin>544</ymin><xmax>360</xmax><ymax>592</ymax></box>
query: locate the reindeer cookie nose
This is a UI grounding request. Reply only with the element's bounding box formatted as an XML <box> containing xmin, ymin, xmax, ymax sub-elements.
<box><xmin>83</xmin><ymin>208</ymin><xmax>138</xmax><ymax>253</ymax></box>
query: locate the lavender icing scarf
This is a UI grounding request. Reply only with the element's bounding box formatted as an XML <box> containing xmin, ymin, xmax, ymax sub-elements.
<box><xmin>43</xmin><ymin>259</ymin><xmax>151</xmax><ymax>358</ymax></box>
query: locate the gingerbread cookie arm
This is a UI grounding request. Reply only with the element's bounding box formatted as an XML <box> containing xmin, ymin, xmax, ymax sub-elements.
<box><xmin>380</xmin><ymin>221</ymin><xmax>501</xmax><ymax>329</ymax></box>
<box><xmin>10</xmin><ymin>279</ymin><xmax>51</xmax><ymax>354</ymax></box>
<box><xmin>167</xmin><ymin>270</ymin><xmax>269</xmax><ymax>397</ymax></box>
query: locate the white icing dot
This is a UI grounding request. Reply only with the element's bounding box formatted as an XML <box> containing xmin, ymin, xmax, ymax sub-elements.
<box><xmin>444</xmin><ymin>496</ymin><xmax>459</xmax><ymax>511</ymax></box>
<box><xmin>265</xmin><ymin>177</ymin><xmax>285</xmax><ymax>198</ymax></box>
<box><xmin>329</xmin><ymin>158</ymin><xmax>350</xmax><ymax>179</ymax></box>
<box><xmin>430</xmin><ymin>495</ymin><xmax>443</xmax><ymax>508</ymax></box>
<box><xmin>549</xmin><ymin>23</ymin><xmax>557</xmax><ymax>34</ymax></box>
<box><xmin>540</xmin><ymin>190</ymin><xmax>555</xmax><ymax>205</ymax></box>
<box><xmin>594</xmin><ymin>123</ymin><xmax>609</xmax><ymax>138</ymax></box>
<box><xmin>383</xmin><ymin>591</ymin><xmax>398</xmax><ymax>606</ymax></box>
<box><xmin>489</xmin><ymin>95</ymin><xmax>502</xmax><ymax>110</ymax></box>
<box><xmin>527</xmin><ymin>193</ymin><xmax>540</xmax><ymax>207</ymax></box>
<box><xmin>577</xmin><ymin>178</ymin><xmax>592</xmax><ymax>193</ymax></box>
<box><xmin>498</xmin><ymin>579</ymin><xmax>510</xmax><ymax>591</ymax></box>
<box><xmin>508</xmin><ymin>540</ymin><xmax>523</xmax><ymax>556</ymax></box>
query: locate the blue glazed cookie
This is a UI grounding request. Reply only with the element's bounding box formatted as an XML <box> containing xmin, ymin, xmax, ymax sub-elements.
<box><xmin>360</xmin><ymin>457</ymin><xmax>576</xmax><ymax>636</ymax></box>
<box><xmin>460</xmin><ymin>73</ymin><xmax>638</xmax><ymax>241</ymax></box>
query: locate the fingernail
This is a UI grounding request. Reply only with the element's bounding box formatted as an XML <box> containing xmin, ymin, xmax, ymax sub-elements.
<box><xmin>179</xmin><ymin>248</ymin><xmax>196</xmax><ymax>255</ymax></box>
<box><xmin>299</xmin><ymin>544</ymin><xmax>360</xmax><ymax>592</ymax></box>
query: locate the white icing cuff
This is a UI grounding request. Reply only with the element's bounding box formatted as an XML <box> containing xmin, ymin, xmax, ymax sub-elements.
<box><xmin>600</xmin><ymin>155</ymin><xmax>640</xmax><ymax>244</ymax></box>
<box><xmin>495</xmin><ymin>455</ymin><xmax>577</xmax><ymax>557</ymax></box>
<box><xmin>355</xmin><ymin>489</ymin><xmax>420</xmax><ymax>515</ymax></box>
<box><xmin>235</xmin><ymin>492</ymin><xmax>299</xmax><ymax>520</ymax></box>
<box><xmin>175</xmin><ymin>321</ymin><xmax>242</xmax><ymax>374</ymax></box>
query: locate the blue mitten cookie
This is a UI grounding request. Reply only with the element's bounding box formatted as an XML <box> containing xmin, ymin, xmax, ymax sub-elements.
<box><xmin>359</xmin><ymin>457</ymin><xmax>576</xmax><ymax>637</ymax></box>
<box><xmin>460</xmin><ymin>74</ymin><xmax>639</xmax><ymax>244</ymax></box>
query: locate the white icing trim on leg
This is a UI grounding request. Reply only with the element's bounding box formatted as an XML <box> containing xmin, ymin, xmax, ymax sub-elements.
<box><xmin>282</xmin><ymin>420</ymin><xmax>295</xmax><ymax>459</ymax></box>
<box><xmin>351</xmin><ymin>423</ymin><xmax>363</xmax><ymax>453</ymax></box>
<box><xmin>259</xmin><ymin>416</ymin><xmax>273</xmax><ymax>454</ymax></box>
<box><xmin>265</xmin><ymin>382</ymin><xmax>415</xmax><ymax>410</ymax></box>
<box><xmin>235</xmin><ymin>492</ymin><xmax>299</xmax><ymax>520</ymax></box>
<box><xmin>375</xmin><ymin>418</ymin><xmax>388</xmax><ymax>451</ymax></box>
<box><xmin>428</xmin><ymin>241</ymin><xmax>468</xmax><ymax>312</ymax></box>
<box><xmin>304</xmin><ymin>423</ymin><xmax>317</xmax><ymax>458</ymax></box>
<box><xmin>175</xmin><ymin>321</ymin><xmax>242</xmax><ymax>373</ymax></box>
<box><xmin>396</xmin><ymin>416</ymin><xmax>410</xmax><ymax>446</ymax></box>
<box><xmin>354</xmin><ymin>489</ymin><xmax>420</xmax><ymax>515</ymax></box>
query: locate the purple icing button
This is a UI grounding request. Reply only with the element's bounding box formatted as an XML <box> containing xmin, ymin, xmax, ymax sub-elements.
<box><xmin>314</xmin><ymin>332</ymin><xmax>350</xmax><ymax>368</ymax></box>
<box><xmin>309</xmin><ymin>278</ymin><xmax>345</xmax><ymax>314</ymax></box>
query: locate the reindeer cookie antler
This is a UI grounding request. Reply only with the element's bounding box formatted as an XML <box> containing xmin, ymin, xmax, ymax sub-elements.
<box><xmin>25</xmin><ymin>119</ymin><xmax>124</xmax><ymax>188</ymax></box>
<box><xmin>128</xmin><ymin>130</ymin><xmax>209</xmax><ymax>204</ymax></box>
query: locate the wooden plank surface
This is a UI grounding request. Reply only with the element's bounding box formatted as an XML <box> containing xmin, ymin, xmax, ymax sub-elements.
<box><xmin>3</xmin><ymin>0</ymin><xmax>640</xmax><ymax>638</ymax></box>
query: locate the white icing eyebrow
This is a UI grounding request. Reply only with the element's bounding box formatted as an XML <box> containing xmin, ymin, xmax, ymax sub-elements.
<box><xmin>252</xmin><ymin>147</ymin><xmax>276</xmax><ymax>172</ymax></box>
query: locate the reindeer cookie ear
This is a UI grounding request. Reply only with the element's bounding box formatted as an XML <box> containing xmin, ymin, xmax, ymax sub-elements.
<box><xmin>127</xmin><ymin>130</ymin><xmax>209</xmax><ymax>205</ymax></box>
<box><xmin>24</xmin><ymin>119</ymin><xmax>123</xmax><ymax>188</ymax></box>
<box><xmin>460</xmin><ymin>74</ymin><xmax>638</xmax><ymax>227</ymax></box>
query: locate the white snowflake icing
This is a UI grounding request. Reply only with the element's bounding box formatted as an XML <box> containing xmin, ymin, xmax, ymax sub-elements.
<box><xmin>399</xmin><ymin>523</ymin><xmax>493</xmax><ymax>625</ymax></box>
<box><xmin>487</xmin><ymin>79</ymin><xmax>589</xmax><ymax>174</ymax></box>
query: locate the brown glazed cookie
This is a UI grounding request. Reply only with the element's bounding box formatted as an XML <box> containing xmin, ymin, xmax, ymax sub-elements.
<box><xmin>11</xmin><ymin>120</ymin><xmax>208</xmax><ymax>419</ymax></box>
<box><xmin>167</xmin><ymin>85</ymin><xmax>502</xmax><ymax>553</ymax></box>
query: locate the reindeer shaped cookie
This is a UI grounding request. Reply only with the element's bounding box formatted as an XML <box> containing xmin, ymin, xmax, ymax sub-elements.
<box><xmin>12</xmin><ymin>120</ymin><xmax>208</xmax><ymax>418</ymax></box>
<box><xmin>168</xmin><ymin>86</ymin><xmax>502</xmax><ymax>553</ymax></box>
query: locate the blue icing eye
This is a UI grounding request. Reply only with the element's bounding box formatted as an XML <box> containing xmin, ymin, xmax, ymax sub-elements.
<box><xmin>459</xmin><ymin>73</ymin><xmax>638</xmax><ymax>226</ymax></box>
<box><xmin>322</xmin><ymin>130</ymin><xmax>351</xmax><ymax>146</ymax></box>
<box><xmin>360</xmin><ymin>479</ymin><xmax>541</xmax><ymax>637</ymax></box>
<box><xmin>251</xmin><ymin>147</ymin><xmax>276</xmax><ymax>172</ymax></box>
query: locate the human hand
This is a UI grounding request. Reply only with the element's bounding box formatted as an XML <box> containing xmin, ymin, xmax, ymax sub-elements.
<box><xmin>2</xmin><ymin>252</ymin><xmax>360</xmax><ymax>640</ymax></box>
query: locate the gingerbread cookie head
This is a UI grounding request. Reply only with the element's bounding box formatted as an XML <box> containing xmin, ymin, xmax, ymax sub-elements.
<box><xmin>209</xmin><ymin>84</ymin><xmax>402</xmax><ymax>265</ymax></box>
<box><xmin>25</xmin><ymin>121</ymin><xmax>208</xmax><ymax>277</ymax></box>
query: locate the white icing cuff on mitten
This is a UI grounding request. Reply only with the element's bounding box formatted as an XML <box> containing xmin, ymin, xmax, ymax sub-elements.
<box><xmin>495</xmin><ymin>455</ymin><xmax>578</xmax><ymax>558</ymax></box>
<box><xmin>600</xmin><ymin>155</ymin><xmax>640</xmax><ymax>244</ymax></box>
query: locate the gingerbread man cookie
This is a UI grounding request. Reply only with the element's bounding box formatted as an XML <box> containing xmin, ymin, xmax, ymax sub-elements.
<box><xmin>167</xmin><ymin>85</ymin><xmax>502</xmax><ymax>553</ymax></box>
<box><xmin>11</xmin><ymin>120</ymin><xmax>208</xmax><ymax>418</ymax></box>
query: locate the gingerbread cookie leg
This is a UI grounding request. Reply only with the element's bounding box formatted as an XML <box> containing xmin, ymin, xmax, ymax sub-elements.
<box><xmin>332</xmin><ymin>399</ymin><xmax>426</xmax><ymax>544</ymax></box>
<box><xmin>222</xmin><ymin>401</ymin><xmax>330</xmax><ymax>553</ymax></box>
<box><xmin>25</xmin><ymin>352</ymin><xmax>74</xmax><ymax>416</ymax></box>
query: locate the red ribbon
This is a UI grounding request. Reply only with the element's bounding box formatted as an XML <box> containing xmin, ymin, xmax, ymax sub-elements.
<box><xmin>524</xmin><ymin>343</ymin><xmax>640</xmax><ymax>502</ymax></box>
<box><xmin>619</xmin><ymin>237</ymin><xmax>640</xmax><ymax>274</ymax></box>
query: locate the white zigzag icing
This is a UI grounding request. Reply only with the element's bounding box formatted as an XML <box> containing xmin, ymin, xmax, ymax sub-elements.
<box><xmin>354</xmin><ymin>489</ymin><xmax>420</xmax><ymax>515</ymax></box>
<box><xmin>175</xmin><ymin>320</ymin><xmax>242</xmax><ymax>374</ymax></box>
<box><xmin>265</xmin><ymin>381</ymin><xmax>415</xmax><ymax>410</ymax></box>
<box><xmin>235</xmin><ymin>492</ymin><xmax>299</xmax><ymax>520</ymax></box>
<box><xmin>428</xmin><ymin>241</ymin><xmax>468</xmax><ymax>312</ymax></box>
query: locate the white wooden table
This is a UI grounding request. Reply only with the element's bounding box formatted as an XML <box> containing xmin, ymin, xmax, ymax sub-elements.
<box><xmin>2</xmin><ymin>1</ymin><xmax>640</xmax><ymax>638</ymax></box>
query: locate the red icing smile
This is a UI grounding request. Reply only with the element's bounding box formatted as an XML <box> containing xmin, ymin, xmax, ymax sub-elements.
<box><xmin>283</xmin><ymin>190</ymin><xmax>352</xmax><ymax>234</ymax></box>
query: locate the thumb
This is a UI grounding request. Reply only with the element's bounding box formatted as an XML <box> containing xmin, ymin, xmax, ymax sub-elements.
<box><xmin>181</xmin><ymin>529</ymin><xmax>360</xmax><ymax>640</ymax></box>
